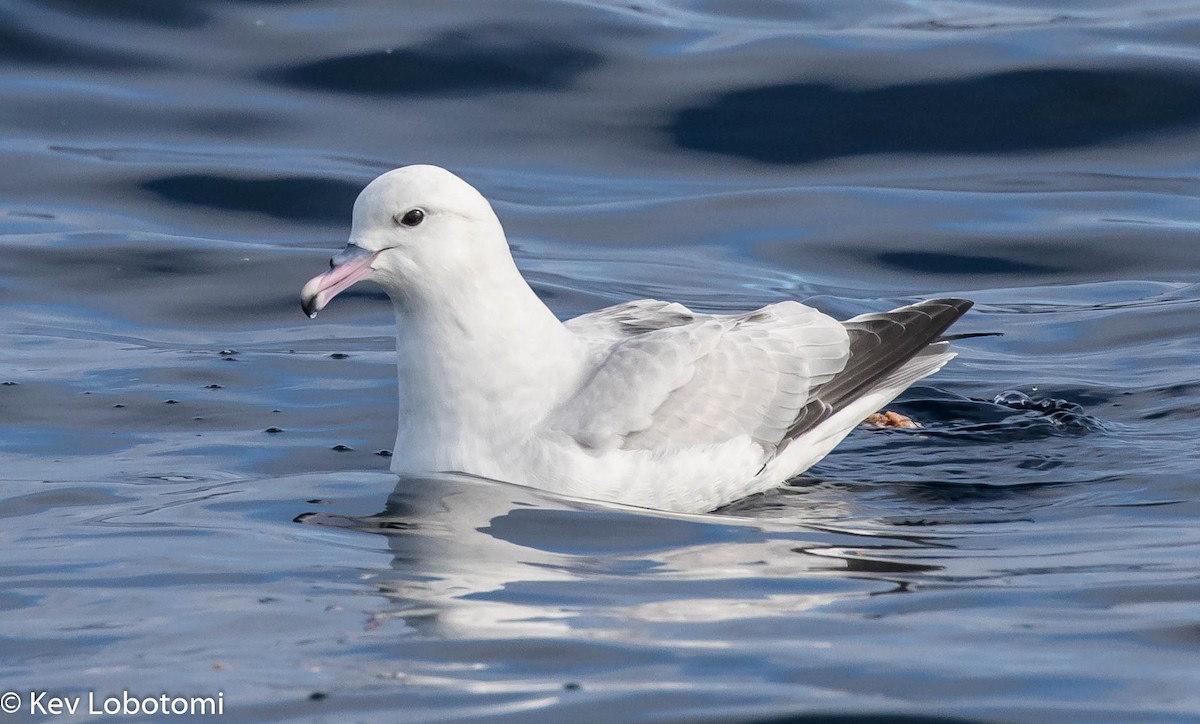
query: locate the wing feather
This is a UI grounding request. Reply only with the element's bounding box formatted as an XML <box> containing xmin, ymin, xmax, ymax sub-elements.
<box><xmin>554</xmin><ymin>300</ymin><xmax>851</xmax><ymax>452</ymax></box>
<box><xmin>782</xmin><ymin>298</ymin><xmax>973</xmax><ymax>442</ymax></box>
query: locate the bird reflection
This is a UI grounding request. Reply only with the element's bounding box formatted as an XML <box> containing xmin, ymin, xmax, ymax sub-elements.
<box><xmin>297</xmin><ymin>472</ymin><xmax>953</xmax><ymax>640</ymax></box>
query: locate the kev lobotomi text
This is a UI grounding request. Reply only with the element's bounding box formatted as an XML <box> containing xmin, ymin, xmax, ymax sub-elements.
<box><xmin>19</xmin><ymin>690</ymin><xmax>224</xmax><ymax>716</ymax></box>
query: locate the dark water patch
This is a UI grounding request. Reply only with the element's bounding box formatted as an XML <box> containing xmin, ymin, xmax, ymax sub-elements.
<box><xmin>876</xmin><ymin>251</ymin><xmax>1064</xmax><ymax>276</ymax></box>
<box><xmin>268</xmin><ymin>28</ymin><xmax>603</xmax><ymax>97</ymax></box>
<box><xmin>32</xmin><ymin>0</ymin><xmax>212</xmax><ymax>29</ymax></box>
<box><xmin>140</xmin><ymin>174</ymin><xmax>361</xmax><ymax>223</ymax></box>
<box><xmin>802</xmin><ymin>550</ymin><xmax>943</xmax><ymax>576</ymax></box>
<box><xmin>670</xmin><ymin>68</ymin><xmax>1200</xmax><ymax>163</ymax></box>
<box><xmin>483</xmin><ymin>508</ymin><xmax>731</xmax><ymax>555</ymax></box>
<box><xmin>0</xmin><ymin>9</ymin><xmax>160</xmax><ymax>69</ymax></box>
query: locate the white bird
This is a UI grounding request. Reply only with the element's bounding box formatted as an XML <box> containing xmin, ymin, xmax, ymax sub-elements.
<box><xmin>301</xmin><ymin>165</ymin><xmax>973</xmax><ymax>513</ymax></box>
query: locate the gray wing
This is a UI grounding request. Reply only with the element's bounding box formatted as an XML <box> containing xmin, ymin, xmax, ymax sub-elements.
<box><xmin>553</xmin><ymin>301</ymin><xmax>850</xmax><ymax>452</ymax></box>
<box><xmin>783</xmin><ymin>298</ymin><xmax>974</xmax><ymax>440</ymax></box>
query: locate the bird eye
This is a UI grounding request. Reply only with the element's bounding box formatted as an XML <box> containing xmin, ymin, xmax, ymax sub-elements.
<box><xmin>396</xmin><ymin>209</ymin><xmax>425</xmax><ymax>227</ymax></box>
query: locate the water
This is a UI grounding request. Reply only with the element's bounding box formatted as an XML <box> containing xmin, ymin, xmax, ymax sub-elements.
<box><xmin>2</xmin><ymin>1</ymin><xmax>1199</xmax><ymax>721</ymax></box>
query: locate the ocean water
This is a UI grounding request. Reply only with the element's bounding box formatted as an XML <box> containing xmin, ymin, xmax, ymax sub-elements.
<box><xmin>2</xmin><ymin>1</ymin><xmax>1199</xmax><ymax>721</ymax></box>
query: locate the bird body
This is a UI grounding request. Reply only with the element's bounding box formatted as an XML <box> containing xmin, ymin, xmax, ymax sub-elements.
<box><xmin>301</xmin><ymin>165</ymin><xmax>972</xmax><ymax>513</ymax></box>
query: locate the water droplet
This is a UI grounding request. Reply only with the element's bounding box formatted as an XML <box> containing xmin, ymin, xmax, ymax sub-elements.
<box><xmin>993</xmin><ymin>390</ymin><xmax>1031</xmax><ymax>406</ymax></box>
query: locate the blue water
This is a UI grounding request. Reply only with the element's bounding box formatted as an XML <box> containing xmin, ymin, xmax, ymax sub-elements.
<box><xmin>2</xmin><ymin>1</ymin><xmax>1199</xmax><ymax>721</ymax></box>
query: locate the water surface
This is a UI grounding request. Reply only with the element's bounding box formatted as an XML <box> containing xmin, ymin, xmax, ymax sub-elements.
<box><xmin>2</xmin><ymin>1</ymin><xmax>1199</xmax><ymax>721</ymax></box>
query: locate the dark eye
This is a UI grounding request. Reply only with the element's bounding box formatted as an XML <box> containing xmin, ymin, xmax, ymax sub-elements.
<box><xmin>396</xmin><ymin>208</ymin><xmax>425</xmax><ymax>227</ymax></box>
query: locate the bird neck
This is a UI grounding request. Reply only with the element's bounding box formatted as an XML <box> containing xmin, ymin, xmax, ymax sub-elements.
<box><xmin>390</xmin><ymin>257</ymin><xmax>584</xmax><ymax>452</ymax></box>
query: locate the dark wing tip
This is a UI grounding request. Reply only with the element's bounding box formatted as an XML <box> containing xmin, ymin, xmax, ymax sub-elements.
<box><xmin>780</xmin><ymin>297</ymin><xmax>976</xmax><ymax>443</ymax></box>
